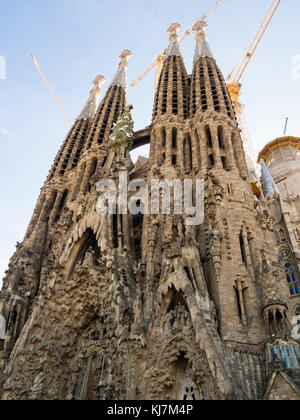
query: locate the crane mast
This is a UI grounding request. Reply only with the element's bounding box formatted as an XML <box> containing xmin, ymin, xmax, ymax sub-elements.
<box><xmin>225</xmin><ymin>0</ymin><xmax>281</xmax><ymax>183</ymax></box>
<box><xmin>30</xmin><ymin>54</ymin><xmax>72</xmax><ymax>128</ymax></box>
<box><xmin>227</xmin><ymin>0</ymin><xmax>281</xmax><ymax>115</ymax></box>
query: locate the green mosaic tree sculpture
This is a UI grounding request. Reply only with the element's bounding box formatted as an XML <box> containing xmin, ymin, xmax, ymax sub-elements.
<box><xmin>108</xmin><ymin>105</ymin><xmax>134</xmax><ymax>153</ymax></box>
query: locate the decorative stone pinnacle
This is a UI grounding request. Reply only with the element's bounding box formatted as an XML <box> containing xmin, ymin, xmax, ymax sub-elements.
<box><xmin>192</xmin><ymin>20</ymin><xmax>214</xmax><ymax>62</ymax></box>
<box><xmin>120</xmin><ymin>49</ymin><xmax>132</xmax><ymax>62</ymax></box>
<box><xmin>167</xmin><ymin>23</ymin><xmax>181</xmax><ymax>37</ymax></box>
<box><xmin>192</xmin><ymin>20</ymin><xmax>207</xmax><ymax>37</ymax></box>
<box><xmin>165</xmin><ymin>23</ymin><xmax>183</xmax><ymax>59</ymax></box>
<box><xmin>109</xmin><ymin>50</ymin><xmax>132</xmax><ymax>90</ymax></box>
<box><xmin>78</xmin><ymin>75</ymin><xmax>106</xmax><ymax>121</ymax></box>
<box><xmin>93</xmin><ymin>75</ymin><xmax>106</xmax><ymax>88</ymax></box>
<box><xmin>118</xmin><ymin>50</ymin><xmax>133</xmax><ymax>71</ymax></box>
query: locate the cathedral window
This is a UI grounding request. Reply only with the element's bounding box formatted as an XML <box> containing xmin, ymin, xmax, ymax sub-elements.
<box><xmin>235</xmin><ymin>287</ymin><xmax>243</xmax><ymax>320</ymax></box>
<box><xmin>207</xmin><ymin>62</ymin><xmax>220</xmax><ymax>112</ymax></box>
<box><xmin>162</xmin><ymin>128</ymin><xmax>166</xmax><ymax>148</ymax></box>
<box><xmin>172</xmin><ymin>128</ymin><xmax>177</xmax><ymax>150</ymax></box>
<box><xmin>102</xmin><ymin>156</ymin><xmax>107</xmax><ymax>167</ymax></box>
<box><xmin>239</xmin><ymin>232</ymin><xmax>247</xmax><ymax>266</ymax></box>
<box><xmin>294</xmin><ymin>344</ymin><xmax>300</xmax><ymax>365</ymax></box>
<box><xmin>217</xmin><ymin>126</ymin><xmax>225</xmax><ymax>150</ymax></box>
<box><xmin>208</xmin><ymin>154</ymin><xmax>214</xmax><ymax>168</ymax></box>
<box><xmin>179</xmin><ymin>379</ymin><xmax>198</xmax><ymax>400</ymax></box>
<box><xmin>172</xmin><ymin>59</ymin><xmax>178</xmax><ymax>115</ymax></box>
<box><xmin>221</xmin><ymin>156</ymin><xmax>227</xmax><ymax>170</ymax></box>
<box><xmin>281</xmin><ymin>344</ymin><xmax>291</xmax><ymax>369</ymax></box>
<box><xmin>184</xmin><ymin>134</ymin><xmax>192</xmax><ymax>172</ymax></box>
<box><xmin>184</xmin><ymin>267</ymin><xmax>192</xmax><ymax>282</ymax></box>
<box><xmin>285</xmin><ymin>263</ymin><xmax>300</xmax><ymax>296</ymax></box>
<box><xmin>57</xmin><ymin>189</ymin><xmax>68</xmax><ymax>218</ymax></box>
<box><xmin>204</xmin><ymin>125</ymin><xmax>212</xmax><ymax>148</ymax></box>
<box><xmin>288</xmin><ymin>345</ymin><xmax>299</xmax><ymax>369</ymax></box>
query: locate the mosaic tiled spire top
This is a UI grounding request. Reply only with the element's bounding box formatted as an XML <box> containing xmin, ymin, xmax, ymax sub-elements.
<box><xmin>78</xmin><ymin>75</ymin><xmax>106</xmax><ymax>120</ymax></box>
<box><xmin>165</xmin><ymin>23</ymin><xmax>183</xmax><ymax>59</ymax></box>
<box><xmin>193</xmin><ymin>21</ymin><xmax>214</xmax><ymax>64</ymax></box>
<box><xmin>109</xmin><ymin>49</ymin><xmax>132</xmax><ymax>91</ymax></box>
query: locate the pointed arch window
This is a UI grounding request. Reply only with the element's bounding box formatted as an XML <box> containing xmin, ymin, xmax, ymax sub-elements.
<box><xmin>285</xmin><ymin>263</ymin><xmax>300</xmax><ymax>296</ymax></box>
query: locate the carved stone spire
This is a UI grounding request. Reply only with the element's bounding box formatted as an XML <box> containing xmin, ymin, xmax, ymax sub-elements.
<box><xmin>109</xmin><ymin>49</ymin><xmax>132</xmax><ymax>91</ymax></box>
<box><xmin>193</xmin><ymin>21</ymin><xmax>214</xmax><ymax>64</ymax></box>
<box><xmin>152</xmin><ymin>23</ymin><xmax>188</xmax><ymax>120</ymax></box>
<box><xmin>78</xmin><ymin>75</ymin><xmax>106</xmax><ymax>121</ymax></box>
<box><xmin>164</xmin><ymin>23</ymin><xmax>183</xmax><ymax>59</ymax></box>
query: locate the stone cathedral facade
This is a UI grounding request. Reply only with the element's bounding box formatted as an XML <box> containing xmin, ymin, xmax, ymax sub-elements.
<box><xmin>0</xmin><ymin>22</ymin><xmax>300</xmax><ymax>400</ymax></box>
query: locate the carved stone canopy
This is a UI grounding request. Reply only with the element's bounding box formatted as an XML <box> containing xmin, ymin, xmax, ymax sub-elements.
<box><xmin>167</xmin><ymin>23</ymin><xmax>181</xmax><ymax>37</ymax></box>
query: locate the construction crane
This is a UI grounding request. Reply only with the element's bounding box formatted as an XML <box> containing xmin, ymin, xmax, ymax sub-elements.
<box><xmin>130</xmin><ymin>0</ymin><xmax>225</xmax><ymax>88</ymax></box>
<box><xmin>226</xmin><ymin>0</ymin><xmax>281</xmax><ymax>183</ymax></box>
<box><xmin>227</xmin><ymin>0</ymin><xmax>281</xmax><ymax>115</ymax></box>
<box><xmin>30</xmin><ymin>54</ymin><xmax>72</xmax><ymax>128</ymax></box>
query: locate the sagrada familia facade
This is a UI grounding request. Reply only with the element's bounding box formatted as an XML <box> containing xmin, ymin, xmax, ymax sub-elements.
<box><xmin>0</xmin><ymin>22</ymin><xmax>300</xmax><ymax>400</ymax></box>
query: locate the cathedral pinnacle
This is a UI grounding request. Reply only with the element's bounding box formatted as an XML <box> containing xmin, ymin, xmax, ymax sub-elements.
<box><xmin>109</xmin><ymin>49</ymin><xmax>132</xmax><ymax>91</ymax></box>
<box><xmin>193</xmin><ymin>20</ymin><xmax>214</xmax><ymax>63</ymax></box>
<box><xmin>164</xmin><ymin>23</ymin><xmax>183</xmax><ymax>60</ymax></box>
<box><xmin>78</xmin><ymin>75</ymin><xmax>106</xmax><ymax>121</ymax></box>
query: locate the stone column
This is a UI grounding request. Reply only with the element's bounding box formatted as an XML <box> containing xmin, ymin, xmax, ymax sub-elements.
<box><xmin>80</xmin><ymin>160</ymin><xmax>93</xmax><ymax>194</ymax></box>
<box><xmin>50</xmin><ymin>191</ymin><xmax>64</xmax><ymax>225</ymax></box>
<box><xmin>166</xmin><ymin>127</ymin><xmax>172</xmax><ymax>165</ymax></box>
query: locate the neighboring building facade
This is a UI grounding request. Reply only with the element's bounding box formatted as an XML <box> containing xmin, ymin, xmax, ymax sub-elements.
<box><xmin>0</xmin><ymin>23</ymin><xmax>300</xmax><ymax>400</ymax></box>
<box><xmin>258</xmin><ymin>137</ymin><xmax>300</xmax><ymax>322</ymax></box>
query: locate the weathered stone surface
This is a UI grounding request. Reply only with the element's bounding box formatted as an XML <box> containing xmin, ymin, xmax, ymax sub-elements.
<box><xmin>0</xmin><ymin>33</ymin><xmax>300</xmax><ymax>401</ymax></box>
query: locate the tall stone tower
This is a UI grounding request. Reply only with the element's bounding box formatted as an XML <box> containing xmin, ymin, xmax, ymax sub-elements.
<box><xmin>0</xmin><ymin>24</ymin><xmax>300</xmax><ymax>400</ymax></box>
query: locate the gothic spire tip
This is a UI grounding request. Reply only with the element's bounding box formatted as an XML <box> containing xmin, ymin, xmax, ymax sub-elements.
<box><xmin>165</xmin><ymin>22</ymin><xmax>183</xmax><ymax>60</ymax></box>
<box><xmin>78</xmin><ymin>75</ymin><xmax>106</xmax><ymax>121</ymax></box>
<box><xmin>109</xmin><ymin>50</ymin><xmax>132</xmax><ymax>90</ymax></box>
<box><xmin>193</xmin><ymin>20</ymin><xmax>214</xmax><ymax>62</ymax></box>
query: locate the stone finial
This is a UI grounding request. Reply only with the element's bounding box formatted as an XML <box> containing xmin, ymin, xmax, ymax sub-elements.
<box><xmin>119</xmin><ymin>49</ymin><xmax>133</xmax><ymax>63</ymax></box>
<box><xmin>167</xmin><ymin>23</ymin><xmax>181</xmax><ymax>37</ymax></box>
<box><xmin>109</xmin><ymin>50</ymin><xmax>133</xmax><ymax>91</ymax></box>
<box><xmin>165</xmin><ymin>23</ymin><xmax>183</xmax><ymax>59</ymax></box>
<box><xmin>93</xmin><ymin>75</ymin><xmax>106</xmax><ymax>88</ymax></box>
<box><xmin>192</xmin><ymin>20</ymin><xmax>207</xmax><ymax>36</ymax></box>
<box><xmin>192</xmin><ymin>20</ymin><xmax>214</xmax><ymax>63</ymax></box>
<box><xmin>78</xmin><ymin>75</ymin><xmax>106</xmax><ymax>121</ymax></box>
